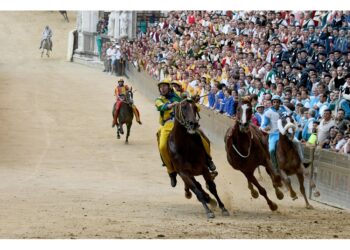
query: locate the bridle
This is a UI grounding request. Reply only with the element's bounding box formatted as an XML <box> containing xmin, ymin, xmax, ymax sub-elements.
<box><xmin>174</xmin><ymin>99</ymin><xmax>200</xmax><ymax>132</ymax></box>
<box><xmin>231</xmin><ymin>103</ymin><xmax>253</xmax><ymax>158</ymax></box>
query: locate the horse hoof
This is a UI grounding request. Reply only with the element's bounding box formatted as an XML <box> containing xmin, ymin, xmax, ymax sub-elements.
<box><xmin>276</xmin><ymin>190</ymin><xmax>284</xmax><ymax>200</ymax></box>
<box><xmin>117</xmin><ymin>135</ymin><xmax>120</xmax><ymax>139</ymax></box>
<box><xmin>291</xmin><ymin>194</ymin><xmax>298</xmax><ymax>200</ymax></box>
<box><xmin>207</xmin><ymin>212</ymin><xmax>215</xmax><ymax>219</ymax></box>
<box><xmin>269</xmin><ymin>203</ymin><xmax>278</xmax><ymax>211</ymax></box>
<box><xmin>125</xmin><ymin>141</ymin><xmax>128</xmax><ymax>144</ymax></box>
<box><xmin>209</xmin><ymin>198</ymin><xmax>217</xmax><ymax>208</ymax></box>
<box><xmin>251</xmin><ymin>190</ymin><xmax>259</xmax><ymax>199</ymax></box>
<box><xmin>185</xmin><ymin>191</ymin><xmax>192</xmax><ymax>199</ymax></box>
<box><xmin>306</xmin><ymin>204</ymin><xmax>314</xmax><ymax>209</ymax></box>
<box><xmin>222</xmin><ymin>209</ymin><xmax>230</xmax><ymax>216</ymax></box>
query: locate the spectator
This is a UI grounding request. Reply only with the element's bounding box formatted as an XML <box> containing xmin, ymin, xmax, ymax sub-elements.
<box><xmin>317</xmin><ymin>109</ymin><xmax>336</xmax><ymax>144</ymax></box>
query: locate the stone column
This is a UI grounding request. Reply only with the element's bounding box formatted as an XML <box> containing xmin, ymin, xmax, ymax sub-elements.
<box><xmin>76</xmin><ymin>11</ymin><xmax>99</xmax><ymax>55</ymax></box>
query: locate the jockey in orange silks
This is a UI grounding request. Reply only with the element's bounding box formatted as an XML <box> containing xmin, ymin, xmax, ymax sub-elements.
<box><xmin>112</xmin><ymin>78</ymin><xmax>142</xmax><ymax>127</ymax></box>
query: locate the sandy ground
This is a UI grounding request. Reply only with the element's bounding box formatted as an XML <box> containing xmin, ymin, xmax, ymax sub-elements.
<box><xmin>0</xmin><ymin>11</ymin><xmax>350</xmax><ymax>239</ymax></box>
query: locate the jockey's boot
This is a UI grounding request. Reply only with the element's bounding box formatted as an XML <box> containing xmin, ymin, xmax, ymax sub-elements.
<box><xmin>169</xmin><ymin>172</ymin><xmax>177</xmax><ymax>188</ymax></box>
<box><xmin>137</xmin><ymin>121</ymin><xmax>142</xmax><ymax>125</ymax></box>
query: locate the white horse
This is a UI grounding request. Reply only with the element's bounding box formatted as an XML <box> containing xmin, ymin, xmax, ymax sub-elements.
<box><xmin>41</xmin><ymin>38</ymin><xmax>51</xmax><ymax>58</ymax></box>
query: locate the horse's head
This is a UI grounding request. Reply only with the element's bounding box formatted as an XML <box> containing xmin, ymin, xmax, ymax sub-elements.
<box><xmin>174</xmin><ymin>97</ymin><xmax>200</xmax><ymax>134</ymax></box>
<box><xmin>278</xmin><ymin>113</ymin><xmax>297</xmax><ymax>140</ymax></box>
<box><xmin>236</xmin><ymin>100</ymin><xmax>253</xmax><ymax>133</ymax></box>
<box><xmin>125</xmin><ymin>88</ymin><xmax>134</xmax><ymax>105</ymax></box>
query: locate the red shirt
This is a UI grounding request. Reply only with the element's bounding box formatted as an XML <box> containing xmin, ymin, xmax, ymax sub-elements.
<box><xmin>188</xmin><ymin>15</ymin><xmax>195</xmax><ymax>24</ymax></box>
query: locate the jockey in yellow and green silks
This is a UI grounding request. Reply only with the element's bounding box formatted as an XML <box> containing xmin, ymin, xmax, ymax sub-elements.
<box><xmin>155</xmin><ymin>80</ymin><xmax>217</xmax><ymax>187</ymax></box>
<box><xmin>112</xmin><ymin>78</ymin><xmax>142</xmax><ymax>127</ymax></box>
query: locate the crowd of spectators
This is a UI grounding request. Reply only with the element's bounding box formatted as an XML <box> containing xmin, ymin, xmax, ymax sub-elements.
<box><xmin>113</xmin><ymin>10</ymin><xmax>350</xmax><ymax>154</ymax></box>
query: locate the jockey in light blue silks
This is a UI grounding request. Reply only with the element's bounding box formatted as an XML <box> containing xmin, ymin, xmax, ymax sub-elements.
<box><xmin>339</xmin><ymin>73</ymin><xmax>350</xmax><ymax>120</ymax></box>
<box><xmin>261</xmin><ymin>95</ymin><xmax>309</xmax><ymax>172</ymax></box>
<box><xmin>39</xmin><ymin>25</ymin><xmax>53</xmax><ymax>50</ymax></box>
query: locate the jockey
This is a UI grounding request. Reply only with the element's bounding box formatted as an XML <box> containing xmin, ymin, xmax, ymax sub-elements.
<box><xmin>39</xmin><ymin>25</ymin><xmax>53</xmax><ymax>50</ymax></box>
<box><xmin>171</xmin><ymin>80</ymin><xmax>184</xmax><ymax>96</ymax></box>
<box><xmin>156</xmin><ymin>80</ymin><xmax>217</xmax><ymax>187</ymax></box>
<box><xmin>112</xmin><ymin>78</ymin><xmax>142</xmax><ymax>127</ymax></box>
<box><xmin>261</xmin><ymin>95</ymin><xmax>309</xmax><ymax>173</ymax></box>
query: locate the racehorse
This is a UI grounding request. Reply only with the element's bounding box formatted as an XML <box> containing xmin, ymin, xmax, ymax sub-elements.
<box><xmin>224</xmin><ymin>100</ymin><xmax>284</xmax><ymax>211</ymax></box>
<box><xmin>276</xmin><ymin>114</ymin><xmax>315</xmax><ymax>209</ymax></box>
<box><xmin>41</xmin><ymin>38</ymin><xmax>51</xmax><ymax>58</ymax></box>
<box><xmin>112</xmin><ymin>88</ymin><xmax>134</xmax><ymax>144</ymax></box>
<box><xmin>59</xmin><ymin>11</ymin><xmax>69</xmax><ymax>22</ymax></box>
<box><xmin>168</xmin><ymin>97</ymin><xmax>229</xmax><ymax>219</ymax></box>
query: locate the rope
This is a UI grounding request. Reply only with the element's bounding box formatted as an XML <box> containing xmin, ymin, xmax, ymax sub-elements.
<box><xmin>231</xmin><ymin>129</ymin><xmax>253</xmax><ymax>158</ymax></box>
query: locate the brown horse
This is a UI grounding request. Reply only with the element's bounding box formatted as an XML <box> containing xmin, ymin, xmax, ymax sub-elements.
<box><xmin>276</xmin><ymin>114</ymin><xmax>314</xmax><ymax>209</ymax></box>
<box><xmin>168</xmin><ymin>98</ymin><xmax>229</xmax><ymax>219</ymax></box>
<box><xmin>224</xmin><ymin>100</ymin><xmax>284</xmax><ymax>211</ymax></box>
<box><xmin>112</xmin><ymin>89</ymin><xmax>134</xmax><ymax>144</ymax></box>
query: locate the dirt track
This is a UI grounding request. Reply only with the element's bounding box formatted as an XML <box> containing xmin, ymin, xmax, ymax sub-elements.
<box><xmin>0</xmin><ymin>11</ymin><xmax>349</xmax><ymax>239</ymax></box>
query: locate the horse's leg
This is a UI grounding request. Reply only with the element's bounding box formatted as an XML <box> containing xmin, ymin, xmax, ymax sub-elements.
<box><xmin>280</xmin><ymin>170</ymin><xmax>297</xmax><ymax>200</ymax></box>
<box><xmin>184</xmin><ymin>183</ymin><xmax>192</xmax><ymax>199</ymax></box>
<box><xmin>47</xmin><ymin>50</ymin><xmax>50</xmax><ymax>57</ymax></box>
<box><xmin>263</xmin><ymin>164</ymin><xmax>284</xmax><ymax>200</ymax></box>
<box><xmin>125</xmin><ymin>122</ymin><xmax>131</xmax><ymax>144</ymax></box>
<box><xmin>41</xmin><ymin>49</ymin><xmax>44</xmax><ymax>58</ymax></box>
<box><xmin>264</xmin><ymin>159</ymin><xmax>282</xmax><ymax>187</ymax></box>
<box><xmin>191</xmin><ymin>177</ymin><xmax>211</xmax><ymax>203</ymax></box>
<box><xmin>296</xmin><ymin>169</ymin><xmax>313</xmax><ymax>209</ymax></box>
<box><xmin>116</xmin><ymin>126</ymin><xmax>120</xmax><ymax>139</ymax></box>
<box><xmin>203</xmin><ymin>171</ymin><xmax>229</xmax><ymax>216</ymax></box>
<box><xmin>119</xmin><ymin>123</ymin><xmax>124</xmax><ymax>134</ymax></box>
<box><xmin>248</xmin><ymin>181</ymin><xmax>259</xmax><ymax>198</ymax></box>
<box><xmin>246</xmin><ymin>173</ymin><xmax>278</xmax><ymax>211</ymax></box>
<box><xmin>178</xmin><ymin>172</ymin><xmax>214</xmax><ymax>219</ymax></box>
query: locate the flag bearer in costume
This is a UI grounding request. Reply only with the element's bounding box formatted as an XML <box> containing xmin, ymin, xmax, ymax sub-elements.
<box><xmin>112</xmin><ymin>78</ymin><xmax>142</xmax><ymax>127</ymax></box>
<box><xmin>155</xmin><ymin>80</ymin><xmax>217</xmax><ymax>187</ymax></box>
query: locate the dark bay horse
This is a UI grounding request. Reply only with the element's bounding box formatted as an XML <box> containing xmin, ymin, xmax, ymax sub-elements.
<box><xmin>168</xmin><ymin>98</ymin><xmax>229</xmax><ymax>219</ymax></box>
<box><xmin>276</xmin><ymin>114</ymin><xmax>315</xmax><ymax>209</ymax></box>
<box><xmin>224</xmin><ymin>100</ymin><xmax>284</xmax><ymax>211</ymax></box>
<box><xmin>112</xmin><ymin>88</ymin><xmax>134</xmax><ymax>144</ymax></box>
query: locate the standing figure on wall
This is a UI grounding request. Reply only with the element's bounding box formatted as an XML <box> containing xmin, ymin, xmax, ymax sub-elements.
<box><xmin>120</xmin><ymin>11</ymin><xmax>129</xmax><ymax>38</ymax></box>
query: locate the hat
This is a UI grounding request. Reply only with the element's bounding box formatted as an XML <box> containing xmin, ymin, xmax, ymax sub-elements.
<box><xmin>271</xmin><ymin>95</ymin><xmax>282</xmax><ymax>102</ymax></box>
<box><xmin>157</xmin><ymin>79</ymin><xmax>171</xmax><ymax>87</ymax></box>
<box><xmin>118</xmin><ymin>78</ymin><xmax>124</xmax><ymax>83</ymax></box>
<box><xmin>171</xmin><ymin>80</ymin><xmax>181</xmax><ymax>86</ymax></box>
<box><xmin>256</xmin><ymin>103</ymin><xmax>264</xmax><ymax>109</ymax></box>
